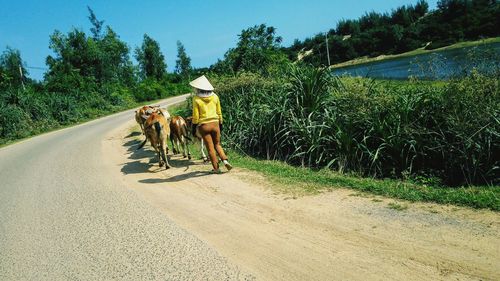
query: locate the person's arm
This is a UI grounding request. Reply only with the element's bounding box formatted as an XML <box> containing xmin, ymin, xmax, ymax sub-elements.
<box><xmin>216</xmin><ymin>95</ymin><xmax>223</xmax><ymax>124</ymax></box>
<box><xmin>192</xmin><ymin>97</ymin><xmax>199</xmax><ymax>125</ymax></box>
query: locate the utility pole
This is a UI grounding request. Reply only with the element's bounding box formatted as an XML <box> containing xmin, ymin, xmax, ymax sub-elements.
<box><xmin>325</xmin><ymin>32</ymin><xmax>331</xmax><ymax>66</ymax></box>
<box><xmin>18</xmin><ymin>65</ymin><xmax>25</xmax><ymax>90</ymax></box>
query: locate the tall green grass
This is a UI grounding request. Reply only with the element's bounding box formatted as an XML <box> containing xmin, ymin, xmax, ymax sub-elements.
<box><xmin>212</xmin><ymin>66</ymin><xmax>499</xmax><ymax>186</ymax></box>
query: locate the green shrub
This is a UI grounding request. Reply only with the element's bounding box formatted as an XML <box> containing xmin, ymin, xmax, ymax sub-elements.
<box><xmin>134</xmin><ymin>79</ymin><xmax>166</xmax><ymax>101</ymax></box>
<box><xmin>211</xmin><ymin>64</ymin><xmax>499</xmax><ymax>186</ymax></box>
<box><xmin>46</xmin><ymin>93</ymin><xmax>82</xmax><ymax>124</ymax></box>
<box><xmin>439</xmin><ymin>71</ymin><xmax>500</xmax><ymax>185</ymax></box>
<box><xmin>0</xmin><ymin>105</ymin><xmax>33</xmax><ymax>138</ymax></box>
<box><xmin>108</xmin><ymin>86</ymin><xmax>135</xmax><ymax>107</ymax></box>
<box><xmin>17</xmin><ymin>87</ymin><xmax>52</xmax><ymax>121</ymax></box>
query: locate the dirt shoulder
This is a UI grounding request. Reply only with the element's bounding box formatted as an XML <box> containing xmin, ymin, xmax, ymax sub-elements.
<box><xmin>103</xmin><ymin>120</ymin><xmax>500</xmax><ymax>281</ymax></box>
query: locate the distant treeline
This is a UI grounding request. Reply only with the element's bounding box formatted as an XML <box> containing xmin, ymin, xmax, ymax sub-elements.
<box><xmin>0</xmin><ymin>8</ymin><xmax>192</xmax><ymax>144</ymax></box>
<box><xmin>283</xmin><ymin>0</ymin><xmax>500</xmax><ymax>66</ymax></box>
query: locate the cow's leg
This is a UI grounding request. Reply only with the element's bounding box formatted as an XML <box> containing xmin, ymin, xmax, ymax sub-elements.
<box><xmin>170</xmin><ymin>133</ymin><xmax>177</xmax><ymax>154</ymax></box>
<box><xmin>200</xmin><ymin>138</ymin><xmax>208</xmax><ymax>162</ymax></box>
<box><xmin>156</xmin><ymin>145</ymin><xmax>164</xmax><ymax>167</ymax></box>
<box><xmin>160</xmin><ymin>142</ymin><xmax>170</xmax><ymax>169</ymax></box>
<box><xmin>178</xmin><ymin>138</ymin><xmax>186</xmax><ymax>158</ymax></box>
<box><xmin>184</xmin><ymin>136</ymin><xmax>192</xmax><ymax>160</ymax></box>
<box><xmin>165</xmin><ymin>135</ymin><xmax>170</xmax><ymax>156</ymax></box>
<box><xmin>180</xmin><ymin>136</ymin><xmax>188</xmax><ymax>159</ymax></box>
<box><xmin>174</xmin><ymin>138</ymin><xmax>180</xmax><ymax>155</ymax></box>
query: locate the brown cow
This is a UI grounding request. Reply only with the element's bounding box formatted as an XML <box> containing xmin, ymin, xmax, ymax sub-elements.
<box><xmin>169</xmin><ymin>116</ymin><xmax>192</xmax><ymax>159</ymax></box>
<box><xmin>136</xmin><ymin>106</ymin><xmax>171</xmax><ymax>149</ymax></box>
<box><xmin>135</xmin><ymin>106</ymin><xmax>151</xmax><ymax>135</ymax></box>
<box><xmin>135</xmin><ymin>105</ymin><xmax>171</xmax><ymax>135</ymax></box>
<box><xmin>138</xmin><ymin>112</ymin><xmax>171</xmax><ymax>168</ymax></box>
<box><xmin>185</xmin><ymin>116</ymin><xmax>208</xmax><ymax>162</ymax></box>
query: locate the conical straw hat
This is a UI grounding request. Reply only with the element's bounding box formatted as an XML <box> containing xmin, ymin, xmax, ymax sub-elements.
<box><xmin>189</xmin><ymin>75</ymin><xmax>214</xmax><ymax>91</ymax></box>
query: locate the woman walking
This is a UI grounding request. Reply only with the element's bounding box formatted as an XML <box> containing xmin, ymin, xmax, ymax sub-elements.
<box><xmin>190</xmin><ymin>75</ymin><xmax>233</xmax><ymax>173</ymax></box>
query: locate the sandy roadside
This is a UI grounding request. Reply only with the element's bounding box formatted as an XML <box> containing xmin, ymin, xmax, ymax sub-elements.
<box><xmin>103</xmin><ymin>120</ymin><xmax>500</xmax><ymax>281</ymax></box>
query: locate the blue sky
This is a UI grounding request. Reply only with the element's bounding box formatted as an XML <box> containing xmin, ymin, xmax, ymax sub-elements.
<box><xmin>0</xmin><ymin>0</ymin><xmax>438</xmax><ymax>80</ymax></box>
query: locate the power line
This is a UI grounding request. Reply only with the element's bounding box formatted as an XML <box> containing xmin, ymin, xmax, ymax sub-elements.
<box><xmin>25</xmin><ymin>65</ymin><xmax>47</xmax><ymax>70</ymax></box>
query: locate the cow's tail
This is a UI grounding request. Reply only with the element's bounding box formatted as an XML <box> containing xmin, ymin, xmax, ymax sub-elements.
<box><xmin>137</xmin><ymin>137</ymin><xmax>147</xmax><ymax>150</ymax></box>
<box><xmin>181</xmin><ymin>123</ymin><xmax>192</xmax><ymax>142</ymax></box>
<box><xmin>154</xmin><ymin>121</ymin><xmax>162</xmax><ymax>141</ymax></box>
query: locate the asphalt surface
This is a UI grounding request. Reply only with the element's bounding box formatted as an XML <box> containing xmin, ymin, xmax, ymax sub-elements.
<box><xmin>0</xmin><ymin>95</ymin><xmax>250</xmax><ymax>280</ymax></box>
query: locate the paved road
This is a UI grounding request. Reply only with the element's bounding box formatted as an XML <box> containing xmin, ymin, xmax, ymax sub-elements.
<box><xmin>0</xmin><ymin>95</ymin><xmax>250</xmax><ymax>280</ymax></box>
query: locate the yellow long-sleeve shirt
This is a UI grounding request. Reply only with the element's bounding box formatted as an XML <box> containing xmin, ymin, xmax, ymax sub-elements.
<box><xmin>192</xmin><ymin>94</ymin><xmax>223</xmax><ymax>125</ymax></box>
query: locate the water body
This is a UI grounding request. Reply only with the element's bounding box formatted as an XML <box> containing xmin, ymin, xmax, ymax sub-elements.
<box><xmin>331</xmin><ymin>42</ymin><xmax>500</xmax><ymax>80</ymax></box>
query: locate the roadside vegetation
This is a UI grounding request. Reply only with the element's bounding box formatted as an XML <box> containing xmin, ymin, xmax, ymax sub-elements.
<box><xmin>176</xmin><ymin>41</ymin><xmax>499</xmax><ymax>188</ymax></box>
<box><xmin>165</xmin><ymin>106</ymin><xmax>500</xmax><ymax>211</ymax></box>
<box><xmin>170</xmin><ymin>87</ymin><xmax>499</xmax><ymax>212</ymax></box>
<box><xmin>0</xmin><ymin>8</ymin><xmax>191</xmax><ymax>146</ymax></box>
<box><xmin>169</xmin><ymin>1</ymin><xmax>499</xmax><ymax>210</ymax></box>
<box><xmin>213</xmin><ymin>69</ymin><xmax>499</xmax><ymax>187</ymax></box>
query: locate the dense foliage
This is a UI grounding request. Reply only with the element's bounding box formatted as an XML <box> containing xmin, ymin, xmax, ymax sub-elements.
<box><xmin>211</xmin><ymin>24</ymin><xmax>289</xmax><ymax>75</ymax></box>
<box><xmin>283</xmin><ymin>0</ymin><xmax>500</xmax><ymax>66</ymax></box>
<box><xmin>0</xmin><ymin>8</ymin><xmax>189</xmax><ymax>145</ymax></box>
<box><xmin>175</xmin><ymin>41</ymin><xmax>192</xmax><ymax>80</ymax></box>
<box><xmin>135</xmin><ymin>34</ymin><xmax>167</xmax><ymax>80</ymax></box>
<box><xmin>212</xmin><ymin>68</ymin><xmax>499</xmax><ymax>186</ymax></box>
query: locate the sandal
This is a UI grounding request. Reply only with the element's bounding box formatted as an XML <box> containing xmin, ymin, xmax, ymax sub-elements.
<box><xmin>223</xmin><ymin>160</ymin><xmax>233</xmax><ymax>171</ymax></box>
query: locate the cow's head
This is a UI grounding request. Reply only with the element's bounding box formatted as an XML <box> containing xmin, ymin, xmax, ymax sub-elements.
<box><xmin>185</xmin><ymin>116</ymin><xmax>193</xmax><ymax>127</ymax></box>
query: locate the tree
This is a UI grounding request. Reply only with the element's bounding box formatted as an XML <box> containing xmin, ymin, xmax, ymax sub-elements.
<box><xmin>414</xmin><ymin>0</ymin><xmax>429</xmax><ymax>17</ymax></box>
<box><xmin>391</xmin><ymin>6</ymin><xmax>414</xmax><ymax>27</ymax></box>
<box><xmin>135</xmin><ymin>34</ymin><xmax>166</xmax><ymax>80</ymax></box>
<box><xmin>337</xmin><ymin>19</ymin><xmax>361</xmax><ymax>35</ymax></box>
<box><xmin>0</xmin><ymin>47</ymin><xmax>28</xmax><ymax>88</ymax></box>
<box><xmin>45</xmin><ymin>29</ymin><xmax>98</xmax><ymax>92</ymax></box>
<box><xmin>437</xmin><ymin>0</ymin><xmax>467</xmax><ymax>19</ymax></box>
<box><xmin>213</xmin><ymin>24</ymin><xmax>284</xmax><ymax>74</ymax></box>
<box><xmin>175</xmin><ymin>41</ymin><xmax>192</xmax><ymax>79</ymax></box>
<box><xmin>45</xmin><ymin>24</ymin><xmax>133</xmax><ymax>91</ymax></box>
<box><xmin>98</xmin><ymin>27</ymin><xmax>134</xmax><ymax>85</ymax></box>
<box><xmin>87</xmin><ymin>6</ymin><xmax>104</xmax><ymax>40</ymax></box>
<box><xmin>359</xmin><ymin>11</ymin><xmax>389</xmax><ymax>31</ymax></box>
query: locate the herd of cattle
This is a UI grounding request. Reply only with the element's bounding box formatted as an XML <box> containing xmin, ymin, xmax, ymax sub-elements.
<box><xmin>134</xmin><ymin>105</ymin><xmax>208</xmax><ymax>169</ymax></box>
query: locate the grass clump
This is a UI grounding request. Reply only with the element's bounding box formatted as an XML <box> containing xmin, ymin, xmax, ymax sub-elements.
<box><xmin>387</xmin><ymin>202</ymin><xmax>408</xmax><ymax>211</ymax></box>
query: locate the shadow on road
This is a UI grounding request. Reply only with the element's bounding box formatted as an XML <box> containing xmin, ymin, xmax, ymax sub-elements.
<box><xmin>121</xmin><ymin>133</ymin><xmax>204</xmax><ymax>179</ymax></box>
<box><xmin>121</xmin><ymin>160</ymin><xmax>151</xmax><ymax>174</ymax></box>
<box><xmin>139</xmin><ymin>171</ymin><xmax>212</xmax><ymax>184</ymax></box>
<box><xmin>125</xmin><ymin>131</ymin><xmax>142</xmax><ymax>138</ymax></box>
<box><xmin>123</xmin><ymin>138</ymin><xmax>146</xmax><ymax>152</ymax></box>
